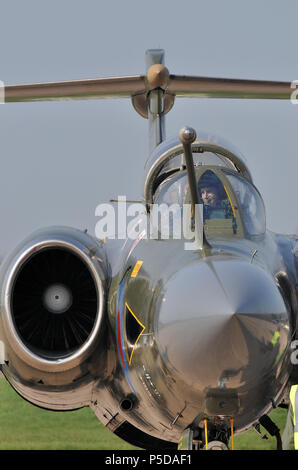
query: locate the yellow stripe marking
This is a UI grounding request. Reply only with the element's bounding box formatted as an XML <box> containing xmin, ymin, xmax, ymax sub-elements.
<box><xmin>204</xmin><ymin>419</ymin><xmax>208</xmax><ymax>450</ymax></box>
<box><xmin>224</xmin><ymin>185</ymin><xmax>236</xmax><ymax>218</ymax></box>
<box><xmin>131</xmin><ymin>260</ymin><xmax>143</xmax><ymax>278</ymax></box>
<box><xmin>125</xmin><ymin>302</ymin><xmax>146</xmax><ymax>366</ymax></box>
<box><xmin>230</xmin><ymin>417</ymin><xmax>234</xmax><ymax>450</ymax></box>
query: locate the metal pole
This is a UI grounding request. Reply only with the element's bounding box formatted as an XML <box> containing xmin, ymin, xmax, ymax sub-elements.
<box><xmin>179</xmin><ymin>126</ymin><xmax>210</xmax><ymax>251</ymax></box>
<box><xmin>146</xmin><ymin>50</ymin><xmax>166</xmax><ymax>154</ymax></box>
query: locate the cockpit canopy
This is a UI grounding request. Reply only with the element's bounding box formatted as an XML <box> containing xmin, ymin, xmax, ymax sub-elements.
<box><xmin>144</xmin><ymin>135</ymin><xmax>266</xmax><ymax>239</ymax></box>
<box><xmin>153</xmin><ymin>167</ymin><xmax>266</xmax><ymax>238</ymax></box>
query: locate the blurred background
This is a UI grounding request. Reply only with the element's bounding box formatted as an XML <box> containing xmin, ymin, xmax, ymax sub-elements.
<box><xmin>0</xmin><ymin>0</ymin><xmax>297</xmax><ymax>260</ymax></box>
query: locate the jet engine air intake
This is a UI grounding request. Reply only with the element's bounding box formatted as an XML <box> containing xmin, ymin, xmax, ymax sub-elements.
<box><xmin>0</xmin><ymin>227</ymin><xmax>107</xmax><ymax>373</ymax></box>
<box><xmin>12</xmin><ymin>247</ymin><xmax>97</xmax><ymax>359</ymax></box>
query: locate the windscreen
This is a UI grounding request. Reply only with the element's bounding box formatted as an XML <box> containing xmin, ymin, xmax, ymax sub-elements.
<box><xmin>224</xmin><ymin>171</ymin><xmax>266</xmax><ymax>236</ymax></box>
<box><xmin>153</xmin><ymin>167</ymin><xmax>265</xmax><ymax>239</ymax></box>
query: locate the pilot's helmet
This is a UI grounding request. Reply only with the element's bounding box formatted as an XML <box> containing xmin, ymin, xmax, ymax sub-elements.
<box><xmin>198</xmin><ymin>171</ymin><xmax>225</xmax><ymax>199</ymax></box>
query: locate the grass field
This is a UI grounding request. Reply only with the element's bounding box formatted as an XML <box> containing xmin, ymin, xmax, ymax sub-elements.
<box><xmin>0</xmin><ymin>378</ymin><xmax>288</xmax><ymax>450</ymax></box>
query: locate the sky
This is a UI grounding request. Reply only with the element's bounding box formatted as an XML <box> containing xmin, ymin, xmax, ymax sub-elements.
<box><xmin>0</xmin><ymin>0</ymin><xmax>298</xmax><ymax>257</ymax></box>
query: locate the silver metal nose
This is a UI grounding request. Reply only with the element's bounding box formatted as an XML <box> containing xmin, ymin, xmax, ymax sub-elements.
<box><xmin>155</xmin><ymin>257</ymin><xmax>291</xmax><ymax>396</ymax></box>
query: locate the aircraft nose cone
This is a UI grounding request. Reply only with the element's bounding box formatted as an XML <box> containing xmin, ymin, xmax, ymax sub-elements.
<box><xmin>155</xmin><ymin>258</ymin><xmax>291</xmax><ymax>397</ymax></box>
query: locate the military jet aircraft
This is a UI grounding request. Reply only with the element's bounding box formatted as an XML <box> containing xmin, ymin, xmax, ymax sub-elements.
<box><xmin>0</xmin><ymin>49</ymin><xmax>297</xmax><ymax>451</ymax></box>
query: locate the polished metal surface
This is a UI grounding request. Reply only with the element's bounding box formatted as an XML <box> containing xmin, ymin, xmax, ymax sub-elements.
<box><xmin>145</xmin><ymin>49</ymin><xmax>165</xmax><ymax>69</ymax></box>
<box><xmin>178</xmin><ymin>126</ymin><xmax>207</xmax><ymax>251</ymax></box>
<box><xmin>0</xmin><ymin>227</ymin><xmax>107</xmax><ymax>379</ymax></box>
<box><xmin>100</xmin><ymin>233</ymin><xmax>294</xmax><ymax>443</ymax></box>
<box><xmin>1</xmin><ymin>49</ymin><xmax>298</xmax><ymax>450</ymax></box>
<box><xmin>143</xmin><ymin>135</ymin><xmax>253</xmax><ymax>208</ymax></box>
<box><xmin>131</xmin><ymin>90</ymin><xmax>175</xmax><ymax>119</ymax></box>
<box><xmin>4</xmin><ymin>75</ymin><xmax>146</xmax><ymax>102</ymax></box>
<box><xmin>168</xmin><ymin>75</ymin><xmax>292</xmax><ymax>99</ymax></box>
<box><xmin>204</xmin><ymin>441</ymin><xmax>228</xmax><ymax>450</ymax></box>
<box><xmin>178</xmin><ymin>127</ymin><xmax>199</xmax><ymax>211</ymax></box>
<box><xmin>147</xmin><ymin>64</ymin><xmax>170</xmax><ymax>91</ymax></box>
<box><xmin>156</xmin><ymin>258</ymin><xmax>290</xmax><ymax>399</ymax></box>
<box><xmin>4</xmin><ymin>73</ymin><xmax>292</xmax><ymax>104</ymax></box>
<box><xmin>4</xmin><ymin>46</ymin><xmax>292</xmax><ymax>109</ymax></box>
<box><xmin>148</xmin><ymin>88</ymin><xmax>166</xmax><ymax>154</ymax></box>
<box><xmin>178</xmin><ymin>126</ymin><xmax>197</xmax><ymax>145</ymax></box>
<box><xmin>146</xmin><ymin>50</ymin><xmax>167</xmax><ymax>154</ymax></box>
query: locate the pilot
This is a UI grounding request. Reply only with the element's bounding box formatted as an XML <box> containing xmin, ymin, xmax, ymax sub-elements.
<box><xmin>198</xmin><ymin>171</ymin><xmax>233</xmax><ymax>220</ymax></box>
<box><xmin>282</xmin><ymin>385</ymin><xmax>298</xmax><ymax>450</ymax></box>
